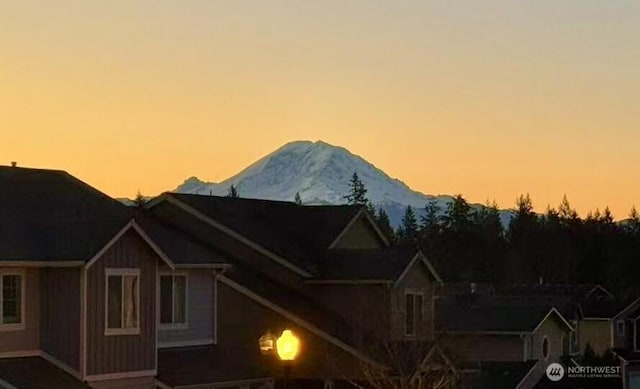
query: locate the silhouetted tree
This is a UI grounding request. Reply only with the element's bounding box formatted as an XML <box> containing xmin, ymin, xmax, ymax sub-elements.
<box><xmin>344</xmin><ymin>172</ymin><xmax>368</xmax><ymax>205</ymax></box>
<box><xmin>227</xmin><ymin>184</ymin><xmax>239</xmax><ymax>198</ymax></box>
<box><xmin>375</xmin><ymin>207</ymin><xmax>395</xmax><ymax>243</ymax></box>
<box><xmin>400</xmin><ymin>206</ymin><xmax>419</xmax><ymax>241</ymax></box>
<box><xmin>294</xmin><ymin>192</ymin><xmax>302</xmax><ymax>205</ymax></box>
<box><xmin>133</xmin><ymin>191</ymin><xmax>147</xmax><ymax>208</ymax></box>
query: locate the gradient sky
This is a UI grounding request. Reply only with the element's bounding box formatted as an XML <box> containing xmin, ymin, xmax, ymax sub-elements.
<box><xmin>1</xmin><ymin>1</ymin><xmax>639</xmax><ymax>218</ymax></box>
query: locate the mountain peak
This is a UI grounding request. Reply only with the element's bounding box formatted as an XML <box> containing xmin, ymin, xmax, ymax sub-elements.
<box><xmin>172</xmin><ymin>140</ymin><xmax>512</xmax><ymax>227</ymax></box>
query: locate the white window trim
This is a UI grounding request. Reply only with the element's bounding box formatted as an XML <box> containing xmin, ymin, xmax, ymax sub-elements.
<box><xmin>158</xmin><ymin>272</ymin><xmax>189</xmax><ymax>330</ymax></box>
<box><xmin>105</xmin><ymin>268</ymin><xmax>141</xmax><ymax>336</ymax></box>
<box><xmin>404</xmin><ymin>289</ymin><xmax>424</xmax><ymax>338</ymax></box>
<box><xmin>617</xmin><ymin>320</ymin><xmax>626</xmax><ymax>337</ymax></box>
<box><xmin>0</xmin><ymin>269</ymin><xmax>26</xmax><ymax>331</ymax></box>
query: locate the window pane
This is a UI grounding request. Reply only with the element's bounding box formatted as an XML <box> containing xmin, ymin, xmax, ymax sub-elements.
<box><xmin>107</xmin><ymin>276</ymin><xmax>122</xmax><ymax>329</ymax></box>
<box><xmin>160</xmin><ymin>276</ymin><xmax>173</xmax><ymax>324</ymax></box>
<box><xmin>415</xmin><ymin>294</ymin><xmax>423</xmax><ymax>328</ymax></box>
<box><xmin>2</xmin><ymin>275</ymin><xmax>21</xmax><ymax>324</ymax></box>
<box><xmin>174</xmin><ymin>276</ymin><xmax>186</xmax><ymax>324</ymax></box>
<box><xmin>123</xmin><ymin>275</ymin><xmax>138</xmax><ymax>329</ymax></box>
<box><xmin>405</xmin><ymin>294</ymin><xmax>415</xmax><ymax>335</ymax></box>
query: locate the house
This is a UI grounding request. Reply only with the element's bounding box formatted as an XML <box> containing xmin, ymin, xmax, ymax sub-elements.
<box><xmin>146</xmin><ymin>193</ymin><xmax>450</xmax><ymax>387</ymax></box>
<box><xmin>612</xmin><ymin>297</ymin><xmax>640</xmax><ymax>388</ymax></box>
<box><xmin>0</xmin><ymin>166</ymin><xmax>228</xmax><ymax>389</ymax></box>
<box><xmin>435</xmin><ymin>295</ymin><xmax>574</xmax><ymax>388</ymax></box>
<box><xmin>498</xmin><ymin>283</ymin><xmax>620</xmax><ymax>356</ymax></box>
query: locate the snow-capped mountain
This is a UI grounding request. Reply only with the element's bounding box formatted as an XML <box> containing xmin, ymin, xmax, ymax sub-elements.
<box><xmin>174</xmin><ymin>140</ymin><xmax>513</xmax><ymax>227</ymax></box>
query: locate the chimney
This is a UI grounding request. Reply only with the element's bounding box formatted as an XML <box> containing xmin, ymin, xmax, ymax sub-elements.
<box><xmin>10</xmin><ymin>161</ymin><xmax>17</xmax><ymax>167</ymax></box>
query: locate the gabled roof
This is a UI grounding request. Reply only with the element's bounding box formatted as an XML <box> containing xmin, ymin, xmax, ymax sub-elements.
<box><xmin>134</xmin><ymin>212</ymin><xmax>229</xmax><ymax>266</ymax></box>
<box><xmin>0</xmin><ymin>166</ymin><xmax>131</xmax><ymax>261</ymax></box>
<box><xmin>436</xmin><ymin>297</ymin><xmax>572</xmax><ymax>333</ymax></box>
<box><xmin>308</xmin><ymin>245</ymin><xmax>440</xmax><ymax>283</ymax></box>
<box><xmin>150</xmin><ymin>193</ymin><xmax>374</xmax><ymax>274</ymax></box>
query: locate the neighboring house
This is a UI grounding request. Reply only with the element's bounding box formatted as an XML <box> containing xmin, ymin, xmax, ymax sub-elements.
<box><xmin>0</xmin><ymin>167</ymin><xmax>226</xmax><ymax>389</ymax></box>
<box><xmin>435</xmin><ymin>296</ymin><xmax>574</xmax><ymax>388</ymax></box>
<box><xmin>498</xmin><ymin>284</ymin><xmax>621</xmax><ymax>356</ymax></box>
<box><xmin>146</xmin><ymin>193</ymin><xmax>448</xmax><ymax>387</ymax></box>
<box><xmin>612</xmin><ymin>298</ymin><xmax>640</xmax><ymax>389</ymax></box>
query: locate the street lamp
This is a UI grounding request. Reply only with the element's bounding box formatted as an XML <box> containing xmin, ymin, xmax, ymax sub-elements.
<box><xmin>260</xmin><ymin>329</ymin><xmax>300</xmax><ymax>389</ymax></box>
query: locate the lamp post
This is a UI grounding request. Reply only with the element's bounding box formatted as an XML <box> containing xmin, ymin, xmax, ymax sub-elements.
<box><xmin>260</xmin><ymin>329</ymin><xmax>300</xmax><ymax>389</ymax></box>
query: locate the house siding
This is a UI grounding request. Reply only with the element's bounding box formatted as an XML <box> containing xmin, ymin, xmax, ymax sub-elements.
<box><xmin>40</xmin><ymin>267</ymin><xmax>81</xmax><ymax>370</ymax></box>
<box><xmin>441</xmin><ymin>334</ymin><xmax>524</xmax><ymax>362</ymax></box>
<box><xmin>331</xmin><ymin>215</ymin><xmax>383</xmax><ymax>249</ymax></box>
<box><xmin>0</xmin><ymin>267</ymin><xmax>40</xmax><ymax>353</ymax></box>
<box><xmin>578</xmin><ymin>319</ymin><xmax>611</xmax><ymax>355</ymax></box>
<box><xmin>304</xmin><ymin>284</ymin><xmax>390</xmax><ymax>348</ymax></box>
<box><xmin>391</xmin><ymin>259</ymin><xmax>436</xmax><ymax>341</ymax></box>
<box><xmin>86</xmin><ymin>230</ymin><xmax>157</xmax><ymax>376</ymax></box>
<box><xmin>158</xmin><ymin>268</ymin><xmax>214</xmax><ymax>346</ymax></box>
<box><xmin>531</xmin><ymin>315</ymin><xmax>569</xmax><ymax>360</ymax></box>
<box><xmin>217</xmin><ymin>281</ymin><xmax>368</xmax><ymax>380</ymax></box>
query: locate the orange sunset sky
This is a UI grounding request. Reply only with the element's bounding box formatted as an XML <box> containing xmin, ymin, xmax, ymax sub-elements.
<box><xmin>1</xmin><ymin>1</ymin><xmax>639</xmax><ymax>218</ymax></box>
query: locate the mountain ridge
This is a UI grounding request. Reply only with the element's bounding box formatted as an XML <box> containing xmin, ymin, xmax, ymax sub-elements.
<box><xmin>172</xmin><ymin>140</ymin><xmax>513</xmax><ymax>227</ymax></box>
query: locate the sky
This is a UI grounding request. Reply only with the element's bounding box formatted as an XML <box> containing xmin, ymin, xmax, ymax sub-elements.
<box><xmin>1</xmin><ymin>1</ymin><xmax>639</xmax><ymax>218</ymax></box>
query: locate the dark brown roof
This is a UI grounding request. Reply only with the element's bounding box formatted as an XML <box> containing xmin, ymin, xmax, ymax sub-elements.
<box><xmin>313</xmin><ymin>244</ymin><xmax>423</xmax><ymax>281</ymax></box>
<box><xmin>0</xmin><ymin>356</ymin><xmax>90</xmax><ymax>389</ymax></box>
<box><xmin>165</xmin><ymin>193</ymin><xmax>363</xmax><ymax>273</ymax></box>
<box><xmin>157</xmin><ymin>345</ymin><xmax>272</xmax><ymax>387</ymax></box>
<box><xmin>436</xmin><ymin>297</ymin><xmax>556</xmax><ymax>333</ymax></box>
<box><xmin>0</xmin><ymin>166</ymin><xmax>131</xmax><ymax>261</ymax></box>
<box><xmin>224</xmin><ymin>264</ymin><xmax>357</xmax><ymax>344</ymax></box>
<box><xmin>134</xmin><ymin>212</ymin><xmax>229</xmax><ymax>265</ymax></box>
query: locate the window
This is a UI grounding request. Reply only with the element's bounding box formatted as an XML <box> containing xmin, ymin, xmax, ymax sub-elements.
<box><xmin>405</xmin><ymin>291</ymin><xmax>424</xmax><ymax>336</ymax></box>
<box><xmin>618</xmin><ymin>320</ymin><xmax>626</xmax><ymax>336</ymax></box>
<box><xmin>160</xmin><ymin>274</ymin><xmax>187</xmax><ymax>327</ymax></box>
<box><xmin>0</xmin><ymin>271</ymin><xmax>24</xmax><ymax>329</ymax></box>
<box><xmin>542</xmin><ymin>336</ymin><xmax>550</xmax><ymax>359</ymax></box>
<box><xmin>105</xmin><ymin>269</ymin><xmax>140</xmax><ymax>335</ymax></box>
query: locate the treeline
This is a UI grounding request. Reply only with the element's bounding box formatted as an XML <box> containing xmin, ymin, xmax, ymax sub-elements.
<box><xmin>344</xmin><ymin>173</ymin><xmax>640</xmax><ymax>301</ymax></box>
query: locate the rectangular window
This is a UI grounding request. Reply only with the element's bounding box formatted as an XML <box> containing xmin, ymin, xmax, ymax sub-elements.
<box><xmin>160</xmin><ymin>274</ymin><xmax>187</xmax><ymax>327</ymax></box>
<box><xmin>105</xmin><ymin>269</ymin><xmax>140</xmax><ymax>335</ymax></box>
<box><xmin>618</xmin><ymin>320</ymin><xmax>626</xmax><ymax>336</ymax></box>
<box><xmin>405</xmin><ymin>291</ymin><xmax>424</xmax><ymax>336</ymax></box>
<box><xmin>0</xmin><ymin>271</ymin><xmax>24</xmax><ymax>329</ymax></box>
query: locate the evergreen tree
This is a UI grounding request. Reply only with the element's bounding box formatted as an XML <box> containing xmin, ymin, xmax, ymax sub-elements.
<box><xmin>294</xmin><ymin>192</ymin><xmax>302</xmax><ymax>205</ymax></box>
<box><xmin>375</xmin><ymin>207</ymin><xmax>395</xmax><ymax>242</ymax></box>
<box><xmin>227</xmin><ymin>184</ymin><xmax>239</xmax><ymax>198</ymax></box>
<box><xmin>133</xmin><ymin>190</ymin><xmax>147</xmax><ymax>208</ymax></box>
<box><xmin>400</xmin><ymin>206</ymin><xmax>419</xmax><ymax>241</ymax></box>
<box><xmin>366</xmin><ymin>201</ymin><xmax>377</xmax><ymax>217</ymax></box>
<box><xmin>344</xmin><ymin>172</ymin><xmax>368</xmax><ymax>205</ymax></box>
<box><xmin>420</xmin><ymin>200</ymin><xmax>440</xmax><ymax>231</ymax></box>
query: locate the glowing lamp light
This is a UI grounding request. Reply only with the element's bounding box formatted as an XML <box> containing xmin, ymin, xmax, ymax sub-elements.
<box><xmin>276</xmin><ymin>329</ymin><xmax>300</xmax><ymax>361</ymax></box>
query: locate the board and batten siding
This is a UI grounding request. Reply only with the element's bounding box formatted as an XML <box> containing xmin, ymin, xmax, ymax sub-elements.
<box><xmin>0</xmin><ymin>268</ymin><xmax>40</xmax><ymax>353</ymax></box>
<box><xmin>158</xmin><ymin>268</ymin><xmax>214</xmax><ymax>346</ymax></box>
<box><xmin>40</xmin><ymin>267</ymin><xmax>81</xmax><ymax>370</ymax></box>
<box><xmin>86</xmin><ymin>230</ymin><xmax>157</xmax><ymax>376</ymax></box>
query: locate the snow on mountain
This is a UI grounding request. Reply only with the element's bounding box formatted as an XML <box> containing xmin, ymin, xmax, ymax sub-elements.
<box><xmin>174</xmin><ymin>140</ymin><xmax>513</xmax><ymax>227</ymax></box>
